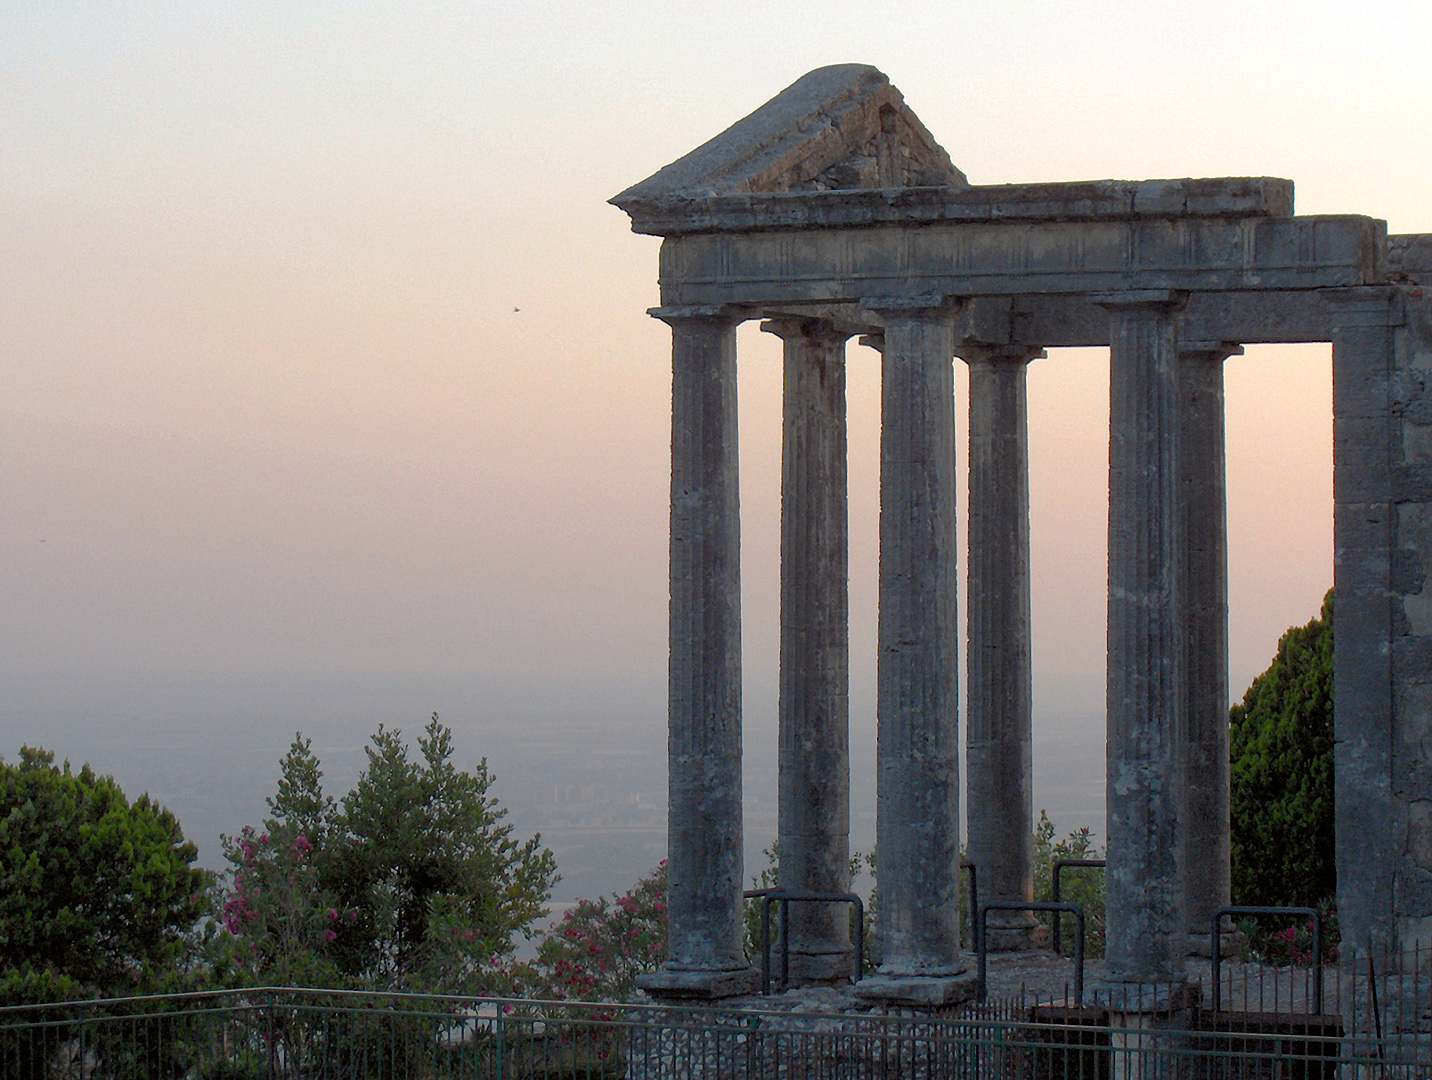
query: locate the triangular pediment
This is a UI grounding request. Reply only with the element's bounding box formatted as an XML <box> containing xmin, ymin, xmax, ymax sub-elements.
<box><xmin>612</xmin><ymin>64</ymin><xmax>966</xmax><ymax>210</ymax></box>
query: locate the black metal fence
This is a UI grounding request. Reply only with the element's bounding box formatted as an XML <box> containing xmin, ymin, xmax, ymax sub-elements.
<box><xmin>3</xmin><ymin>949</ymin><xmax>1430</xmax><ymax>1080</ymax></box>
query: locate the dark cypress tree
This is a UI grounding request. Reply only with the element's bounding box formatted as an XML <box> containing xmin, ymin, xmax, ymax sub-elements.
<box><xmin>1229</xmin><ymin>590</ymin><xmax>1335</xmax><ymax>908</ymax></box>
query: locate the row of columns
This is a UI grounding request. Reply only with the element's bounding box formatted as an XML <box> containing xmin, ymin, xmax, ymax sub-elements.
<box><xmin>639</xmin><ymin>295</ymin><xmax>1240</xmax><ymax>1000</ymax></box>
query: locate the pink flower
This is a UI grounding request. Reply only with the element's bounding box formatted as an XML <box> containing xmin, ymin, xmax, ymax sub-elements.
<box><xmin>326</xmin><ymin>908</ymin><xmax>339</xmax><ymax>921</ymax></box>
<box><xmin>324</xmin><ymin>929</ymin><xmax>337</xmax><ymax>942</ymax></box>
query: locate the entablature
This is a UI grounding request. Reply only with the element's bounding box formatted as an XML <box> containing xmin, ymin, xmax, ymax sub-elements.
<box><xmin>658</xmin><ymin>215</ymin><xmax>1385</xmax><ymax>309</ymax></box>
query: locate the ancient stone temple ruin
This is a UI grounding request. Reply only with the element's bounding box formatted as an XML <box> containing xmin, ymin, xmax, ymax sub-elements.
<box><xmin>611</xmin><ymin>64</ymin><xmax>1432</xmax><ymax>1005</ymax></box>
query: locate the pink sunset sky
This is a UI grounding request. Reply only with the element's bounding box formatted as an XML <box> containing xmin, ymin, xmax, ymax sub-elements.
<box><xmin>3</xmin><ymin>2</ymin><xmax>1430</xmax><ymax>835</ymax></box>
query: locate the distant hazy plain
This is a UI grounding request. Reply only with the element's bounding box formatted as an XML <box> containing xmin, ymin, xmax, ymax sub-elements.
<box><xmin>2</xmin><ymin>666</ymin><xmax>1113</xmax><ymax>908</ymax></box>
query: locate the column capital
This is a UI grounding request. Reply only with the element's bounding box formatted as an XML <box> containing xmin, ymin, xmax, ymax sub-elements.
<box><xmin>860</xmin><ymin>294</ymin><xmax>961</xmax><ymax>320</ymax></box>
<box><xmin>1091</xmin><ymin>289</ymin><xmax>1188</xmax><ymax>313</ymax></box>
<box><xmin>1178</xmin><ymin>341</ymin><xmax>1243</xmax><ymax>364</ymax></box>
<box><xmin>760</xmin><ymin>317</ymin><xmax>853</xmax><ymax>348</ymax></box>
<box><xmin>648</xmin><ymin>304</ymin><xmax>743</xmax><ymax>327</ymax></box>
<box><xmin>957</xmin><ymin>342</ymin><xmax>1046</xmax><ymax>366</ymax></box>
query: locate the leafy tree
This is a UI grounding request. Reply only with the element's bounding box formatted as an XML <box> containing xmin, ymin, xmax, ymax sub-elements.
<box><xmin>220</xmin><ymin>715</ymin><xmax>558</xmax><ymax>993</ymax></box>
<box><xmin>1229</xmin><ymin>590</ymin><xmax>1335</xmax><ymax>910</ymax></box>
<box><xmin>0</xmin><ymin>747</ymin><xmax>207</xmax><ymax>996</ymax></box>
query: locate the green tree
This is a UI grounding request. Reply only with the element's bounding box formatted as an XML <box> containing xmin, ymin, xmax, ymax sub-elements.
<box><xmin>0</xmin><ymin>747</ymin><xmax>207</xmax><ymax>996</ymax></box>
<box><xmin>220</xmin><ymin>715</ymin><xmax>558</xmax><ymax>993</ymax></box>
<box><xmin>1229</xmin><ymin>590</ymin><xmax>1335</xmax><ymax>909</ymax></box>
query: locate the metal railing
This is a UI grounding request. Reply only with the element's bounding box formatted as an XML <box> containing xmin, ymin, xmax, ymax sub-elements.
<box><xmin>743</xmin><ymin>887</ymin><xmax>865</xmax><ymax>994</ymax></box>
<box><xmin>3</xmin><ymin>982</ymin><xmax>1423</xmax><ymax>1079</ymax></box>
<box><xmin>1050</xmin><ymin>857</ymin><xmax>1104</xmax><ymax>955</ymax></box>
<box><xmin>977</xmin><ymin>900</ymin><xmax>1086</xmax><ymax>1005</ymax></box>
<box><xmin>1211</xmin><ymin>904</ymin><xmax>1324</xmax><ymax>1014</ymax></box>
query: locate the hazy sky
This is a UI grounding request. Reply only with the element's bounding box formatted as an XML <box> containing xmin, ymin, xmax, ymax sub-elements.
<box><xmin>4</xmin><ymin>2</ymin><xmax>1430</xmax><ymax>777</ymax></box>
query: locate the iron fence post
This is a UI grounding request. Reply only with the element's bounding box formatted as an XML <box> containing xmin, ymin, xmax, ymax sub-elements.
<box><xmin>978</xmin><ymin>900</ymin><xmax>1086</xmax><ymax>1005</ymax></box>
<box><xmin>266</xmin><ymin>991</ymin><xmax>276</xmax><ymax>1080</ymax></box>
<box><xmin>761</xmin><ymin>897</ymin><xmax>772</xmax><ymax>995</ymax></box>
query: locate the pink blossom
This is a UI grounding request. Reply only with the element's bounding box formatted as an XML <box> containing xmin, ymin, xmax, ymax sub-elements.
<box><xmin>324</xmin><ymin>929</ymin><xmax>337</xmax><ymax>942</ymax></box>
<box><xmin>326</xmin><ymin>908</ymin><xmax>339</xmax><ymax>921</ymax></box>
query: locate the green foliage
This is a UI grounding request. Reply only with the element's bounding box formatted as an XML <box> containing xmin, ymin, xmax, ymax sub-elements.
<box><xmin>0</xmin><ymin>746</ymin><xmax>207</xmax><ymax>996</ymax></box>
<box><xmin>1229</xmin><ymin>591</ymin><xmax>1335</xmax><ymax>910</ymax></box>
<box><xmin>219</xmin><ymin>715</ymin><xmax>558</xmax><ymax>993</ymax></box>
<box><xmin>1033</xmin><ymin>810</ymin><xmax>1106</xmax><ymax>958</ymax></box>
<box><xmin>742</xmin><ymin>840</ymin><xmax>782</xmax><ymax>959</ymax></box>
<box><xmin>529</xmin><ymin>860</ymin><xmax>668</xmax><ymax>1002</ymax></box>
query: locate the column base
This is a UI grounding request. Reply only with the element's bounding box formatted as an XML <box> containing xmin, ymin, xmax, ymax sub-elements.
<box><xmin>1185</xmin><ymin>929</ymin><xmax>1246</xmax><ymax>958</ymax></box>
<box><xmin>853</xmin><ymin>969</ymin><xmax>977</xmax><ymax>1008</ymax></box>
<box><xmin>1090</xmin><ymin>980</ymin><xmax>1200</xmax><ymax>1014</ymax></box>
<box><xmin>636</xmin><ymin>965</ymin><xmax>762</xmax><ymax>1000</ymax></box>
<box><xmin>784</xmin><ymin>947</ymin><xmax>856</xmax><ymax>986</ymax></box>
<box><xmin>984</xmin><ymin>921</ymin><xmax>1050</xmax><ymax>952</ymax></box>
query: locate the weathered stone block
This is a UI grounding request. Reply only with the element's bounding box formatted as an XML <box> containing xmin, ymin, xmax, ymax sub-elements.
<box><xmin>1394</xmin><ymin>860</ymin><xmax>1432</xmax><ymax>920</ymax></box>
<box><xmin>1333</xmin><ymin>355</ymin><xmax>1394</xmax><ymax>420</ymax></box>
<box><xmin>1389</xmin><ymin>233</ymin><xmax>1432</xmax><ymax>285</ymax></box>
<box><xmin>853</xmin><ymin>972</ymin><xmax>977</xmax><ymax>1007</ymax></box>
<box><xmin>1405</xmin><ymin>801</ymin><xmax>1432</xmax><ymax>872</ymax></box>
<box><xmin>1403</xmin><ymin>422</ymin><xmax>1432</xmax><ymax>466</ymax></box>
<box><xmin>636</xmin><ymin>966</ymin><xmax>762</xmax><ymax>1000</ymax></box>
<box><xmin>1391</xmin><ymin>546</ymin><xmax>1426</xmax><ymax>596</ymax></box>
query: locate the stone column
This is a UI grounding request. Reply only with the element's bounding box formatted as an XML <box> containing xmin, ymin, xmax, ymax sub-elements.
<box><xmin>856</xmin><ymin>298</ymin><xmax>975</xmax><ymax>1007</ymax></box>
<box><xmin>637</xmin><ymin>305</ymin><xmax>759</xmax><ymax>999</ymax></box>
<box><xmin>1178</xmin><ymin>341</ymin><xmax>1241</xmax><ymax>955</ymax></box>
<box><xmin>764</xmin><ymin>317</ymin><xmax>853</xmax><ymax>984</ymax></box>
<box><xmin>961</xmin><ymin>342</ymin><xmax>1045</xmax><ymax>952</ymax></box>
<box><xmin>1097</xmin><ymin>291</ymin><xmax>1191</xmax><ymax>1000</ymax></box>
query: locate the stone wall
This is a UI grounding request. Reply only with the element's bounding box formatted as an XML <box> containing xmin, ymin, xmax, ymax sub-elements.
<box><xmin>1394</xmin><ymin>286</ymin><xmax>1432</xmax><ymax>951</ymax></box>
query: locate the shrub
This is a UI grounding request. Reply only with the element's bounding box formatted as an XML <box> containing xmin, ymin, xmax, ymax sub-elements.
<box><xmin>530</xmin><ymin>861</ymin><xmax>668</xmax><ymax>1002</ymax></box>
<box><xmin>1032</xmin><ymin>810</ymin><xmax>1106</xmax><ymax>958</ymax></box>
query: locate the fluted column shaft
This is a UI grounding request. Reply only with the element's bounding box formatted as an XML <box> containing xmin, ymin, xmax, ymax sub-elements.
<box><xmin>767</xmin><ymin>318</ymin><xmax>853</xmax><ymax>983</ymax></box>
<box><xmin>657</xmin><ymin>306</ymin><xmax>750</xmax><ymax>978</ymax></box>
<box><xmin>962</xmin><ymin>343</ymin><xmax>1043</xmax><ymax>949</ymax></box>
<box><xmin>1100</xmin><ymin>291</ymin><xmax>1189</xmax><ymax>987</ymax></box>
<box><xmin>874</xmin><ymin>302</ymin><xmax>964</xmax><ymax>976</ymax></box>
<box><xmin>1179</xmin><ymin>342</ymin><xmax>1240</xmax><ymax>949</ymax></box>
